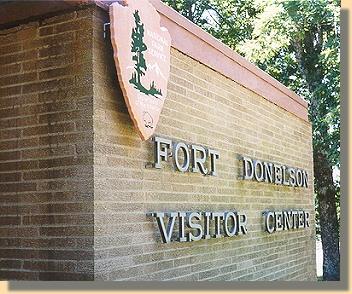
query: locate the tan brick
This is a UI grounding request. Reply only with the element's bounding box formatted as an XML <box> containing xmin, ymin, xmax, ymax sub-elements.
<box><xmin>0</xmin><ymin>151</ymin><xmax>21</xmax><ymax>161</ymax></box>
<box><xmin>0</xmin><ymin>5</ymin><xmax>315</xmax><ymax>282</ymax></box>
<box><xmin>23</xmin><ymin>166</ymin><xmax>90</xmax><ymax>180</ymax></box>
<box><xmin>41</xmin><ymin>11</ymin><xmax>77</xmax><ymax>26</ymax></box>
<box><xmin>0</xmin><ymin>7</ymin><xmax>94</xmax><ymax>282</ymax></box>
<box><xmin>0</xmin><ymin>85</ymin><xmax>21</xmax><ymax>98</ymax></box>
<box><xmin>22</xmin><ymin>122</ymin><xmax>75</xmax><ymax>137</ymax></box>
<box><xmin>0</xmin><ymin>271</ymin><xmax>38</xmax><ymax>280</ymax></box>
<box><xmin>0</xmin><ymin>115</ymin><xmax>38</xmax><ymax>129</ymax></box>
<box><xmin>0</xmin><ymin>172</ymin><xmax>21</xmax><ymax>182</ymax></box>
<box><xmin>0</xmin><ymin>260</ymin><xmax>22</xmax><ymax>269</ymax></box>
<box><xmin>0</xmin><ymin>129</ymin><xmax>21</xmax><ymax>140</ymax></box>
<box><xmin>38</xmin><ymin>43</ymin><xmax>74</xmax><ymax>58</ymax></box>
<box><xmin>38</xmin><ymin>65</ymin><xmax>75</xmax><ymax>80</ymax></box>
<box><xmin>0</xmin><ymin>216</ymin><xmax>21</xmax><ymax>226</ymax></box>
<box><xmin>22</xmin><ymin>260</ymin><xmax>76</xmax><ymax>272</ymax></box>
<box><xmin>21</xmin><ymin>145</ymin><xmax>75</xmax><ymax>159</ymax></box>
<box><xmin>22</xmin><ymin>214</ymin><xmax>93</xmax><ymax>226</ymax></box>
<box><xmin>0</xmin><ymin>137</ymin><xmax>39</xmax><ymax>150</ymax></box>
<box><xmin>0</xmin><ymin>160</ymin><xmax>38</xmax><ymax>172</ymax></box>
<box><xmin>0</xmin><ymin>63</ymin><xmax>21</xmax><ymax>77</ymax></box>
<box><xmin>38</xmin><ymin>26</ymin><xmax>54</xmax><ymax>36</ymax></box>
<box><xmin>0</xmin><ymin>182</ymin><xmax>37</xmax><ymax>192</ymax></box>
<box><xmin>39</xmin><ymin>226</ymin><xmax>94</xmax><ymax>237</ymax></box>
<box><xmin>0</xmin><ymin>72</ymin><xmax>37</xmax><ymax>87</ymax></box>
<box><xmin>0</xmin><ymin>50</ymin><xmax>37</xmax><ymax>66</ymax></box>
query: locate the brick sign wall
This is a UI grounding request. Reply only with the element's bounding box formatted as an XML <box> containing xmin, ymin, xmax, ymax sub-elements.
<box><xmin>0</xmin><ymin>4</ymin><xmax>316</xmax><ymax>281</ymax></box>
<box><xmin>92</xmin><ymin>6</ymin><xmax>315</xmax><ymax>281</ymax></box>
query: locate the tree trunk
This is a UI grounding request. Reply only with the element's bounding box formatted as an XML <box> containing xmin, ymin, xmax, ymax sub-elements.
<box><xmin>314</xmin><ymin>150</ymin><xmax>340</xmax><ymax>280</ymax></box>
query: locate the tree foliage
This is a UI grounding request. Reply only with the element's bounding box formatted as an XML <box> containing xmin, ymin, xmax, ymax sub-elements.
<box><xmin>162</xmin><ymin>0</ymin><xmax>340</xmax><ymax>281</ymax></box>
<box><xmin>130</xmin><ymin>10</ymin><xmax>147</xmax><ymax>85</ymax></box>
<box><xmin>240</xmin><ymin>0</ymin><xmax>340</xmax><ymax>169</ymax></box>
<box><xmin>163</xmin><ymin>0</ymin><xmax>259</xmax><ymax>47</ymax></box>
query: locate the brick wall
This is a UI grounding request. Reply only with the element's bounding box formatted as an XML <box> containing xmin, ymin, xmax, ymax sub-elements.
<box><xmin>92</xmin><ymin>7</ymin><xmax>316</xmax><ymax>281</ymax></box>
<box><xmin>0</xmin><ymin>8</ymin><xmax>95</xmax><ymax>280</ymax></box>
<box><xmin>0</xmin><ymin>5</ymin><xmax>316</xmax><ymax>281</ymax></box>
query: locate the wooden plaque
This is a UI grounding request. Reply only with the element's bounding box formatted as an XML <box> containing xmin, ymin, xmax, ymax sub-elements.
<box><xmin>110</xmin><ymin>0</ymin><xmax>171</xmax><ymax>141</ymax></box>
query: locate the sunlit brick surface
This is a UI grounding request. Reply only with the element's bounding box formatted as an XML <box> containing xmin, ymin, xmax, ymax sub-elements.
<box><xmin>0</xmin><ymin>6</ymin><xmax>316</xmax><ymax>281</ymax></box>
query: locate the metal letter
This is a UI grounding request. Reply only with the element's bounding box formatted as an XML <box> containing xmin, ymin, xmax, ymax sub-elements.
<box><xmin>283</xmin><ymin>210</ymin><xmax>292</xmax><ymax>230</ymax></box>
<box><xmin>208</xmin><ymin>149</ymin><xmax>220</xmax><ymax>176</ymax></box>
<box><xmin>191</xmin><ymin>144</ymin><xmax>208</xmax><ymax>175</ymax></box>
<box><xmin>296</xmin><ymin>170</ymin><xmax>303</xmax><ymax>187</ymax></box>
<box><xmin>292</xmin><ymin>210</ymin><xmax>298</xmax><ymax>229</ymax></box>
<box><xmin>223</xmin><ymin>211</ymin><xmax>237</xmax><ymax>237</ymax></box>
<box><xmin>203</xmin><ymin>211</ymin><xmax>211</xmax><ymax>239</ymax></box>
<box><xmin>304</xmin><ymin>211</ymin><xmax>310</xmax><ymax>227</ymax></box>
<box><xmin>153</xmin><ymin>136</ymin><xmax>172</xmax><ymax>169</ymax></box>
<box><xmin>264</xmin><ymin>211</ymin><xmax>275</xmax><ymax>234</ymax></box>
<box><xmin>298</xmin><ymin>210</ymin><xmax>305</xmax><ymax>228</ymax></box>
<box><xmin>302</xmin><ymin>170</ymin><xmax>309</xmax><ymax>188</ymax></box>
<box><xmin>264</xmin><ymin>161</ymin><xmax>273</xmax><ymax>183</ymax></box>
<box><xmin>154</xmin><ymin>212</ymin><xmax>177</xmax><ymax>243</ymax></box>
<box><xmin>243</xmin><ymin>157</ymin><xmax>254</xmax><ymax>180</ymax></box>
<box><xmin>289</xmin><ymin>168</ymin><xmax>296</xmax><ymax>187</ymax></box>
<box><xmin>275</xmin><ymin>211</ymin><xmax>283</xmax><ymax>231</ymax></box>
<box><xmin>173</xmin><ymin>142</ymin><xmax>190</xmax><ymax>172</ymax></box>
<box><xmin>212</xmin><ymin>212</ymin><xmax>224</xmax><ymax>238</ymax></box>
<box><xmin>254</xmin><ymin>160</ymin><xmax>264</xmax><ymax>182</ymax></box>
<box><xmin>282</xmin><ymin>166</ymin><xmax>290</xmax><ymax>186</ymax></box>
<box><xmin>274</xmin><ymin>164</ymin><xmax>282</xmax><ymax>184</ymax></box>
<box><xmin>238</xmin><ymin>213</ymin><xmax>248</xmax><ymax>234</ymax></box>
<box><xmin>188</xmin><ymin>212</ymin><xmax>203</xmax><ymax>242</ymax></box>
<box><xmin>178</xmin><ymin>212</ymin><xmax>187</xmax><ymax>242</ymax></box>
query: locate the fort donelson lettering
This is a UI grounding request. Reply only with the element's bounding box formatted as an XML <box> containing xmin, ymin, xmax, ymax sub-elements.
<box><xmin>152</xmin><ymin>137</ymin><xmax>309</xmax><ymax>189</ymax></box>
<box><xmin>241</xmin><ymin>156</ymin><xmax>309</xmax><ymax>188</ymax></box>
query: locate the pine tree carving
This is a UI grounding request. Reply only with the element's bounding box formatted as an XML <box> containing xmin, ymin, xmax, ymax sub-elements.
<box><xmin>129</xmin><ymin>10</ymin><xmax>162</xmax><ymax>98</ymax></box>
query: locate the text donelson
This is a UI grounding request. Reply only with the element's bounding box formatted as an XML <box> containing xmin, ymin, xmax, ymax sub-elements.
<box><xmin>242</xmin><ymin>156</ymin><xmax>309</xmax><ymax>188</ymax></box>
<box><xmin>148</xmin><ymin>211</ymin><xmax>248</xmax><ymax>243</ymax></box>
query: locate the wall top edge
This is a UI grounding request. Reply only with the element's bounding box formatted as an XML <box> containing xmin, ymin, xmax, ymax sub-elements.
<box><xmin>0</xmin><ymin>0</ymin><xmax>309</xmax><ymax>121</ymax></box>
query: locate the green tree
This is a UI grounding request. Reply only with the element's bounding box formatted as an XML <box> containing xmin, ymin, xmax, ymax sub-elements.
<box><xmin>130</xmin><ymin>10</ymin><xmax>147</xmax><ymax>87</ymax></box>
<box><xmin>162</xmin><ymin>0</ymin><xmax>259</xmax><ymax>47</ymax></box>
<box><xmin>130</xmin><ymin>10</ymin><xmax>162</xmax><ymax>97</ymax></box>
<box><xmin>162</xmin><ymin>0</ymin><xmax>340</xmax><ymax>280</ymax></box>
<box><xmin>162</xmin><ymin>0</ymin><xmax>210</xmax><ymax>24</ymax></box>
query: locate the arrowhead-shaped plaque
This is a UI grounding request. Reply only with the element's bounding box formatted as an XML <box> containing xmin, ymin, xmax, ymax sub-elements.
<box><xmin>110</xmin><ymin>0</ymin><xmax>171</xmax><ymax>141</ymax></box>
